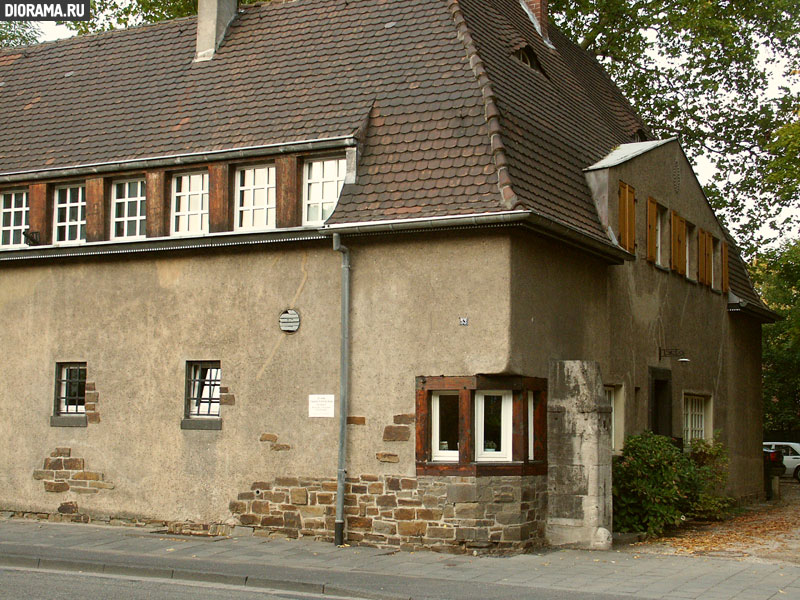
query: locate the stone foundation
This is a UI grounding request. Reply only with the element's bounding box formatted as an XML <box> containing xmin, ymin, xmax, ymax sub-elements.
<box><xmin>231</xmin><ymin>474</ymin><xmax>547</xmax><ymax>552</ymax></box>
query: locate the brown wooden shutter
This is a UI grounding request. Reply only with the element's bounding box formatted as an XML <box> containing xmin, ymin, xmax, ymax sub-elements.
<box><xmin>618</xmin><ymin>182</ymin><xmax>628</xmax><ymax>251</ymax></box>
<box><xmin>670</xmin><ymin>211</ymin><xmax>679</xmax><ymax>271</ymax></box>
<box><xmin>705</xmin><ymin>233</ymin><xmax>713</xmax><ymax>286</ymax></box>
<box><xmin>626</xmin><ymin>185</ymin><xmax>636</xmax><ymax>253</ymax></box>
<box><xmin>677</xmin><ymin>216</ymin><xmax>686</xmax><ymax>276</ymax></box>
<box><xmin>721</xmin><ymin>241</ymin><xmax>729</xmax><ymax>292</ymax></box>
<box><xmin>697</xmin><ymin>228</ymin><xmax>706</xmax><ymax>283</ymax></box>
<box><xmin>647</xmin><ymin>198</ymin><xmax>657</xmax><ymax>262</ymax></box>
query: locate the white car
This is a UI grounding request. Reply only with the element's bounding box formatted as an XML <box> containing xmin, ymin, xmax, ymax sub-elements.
<box><xmin>763</xmin><ymin>442</ymin><xmax>800</xmax><ymax>480</ymax></box>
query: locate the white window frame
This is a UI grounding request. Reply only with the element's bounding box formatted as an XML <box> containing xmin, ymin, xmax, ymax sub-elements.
<box><xmin>171</xmin><ymin>172</ymin><xmax>209</xmax><ymax>236</ymax></box>
<box><xmin>527</xmin><ymin>391</ymin><xmax>535</xmax><ymax>460</ymax></box>
<box><xmin>302</xmin><ymin>157</ymin><xmax>346</xmax><ymax>226</ymax></box>
<box><xmin>475</xmin><ymin>390</ymin><xmax>512</xmax><ymax>462</ymax></box>
<box><xmin>186</xmin><ymin>361</ymin><xmax>221</xmax><ymax>418</ymax></box>
<box><xmin>235</xmin><ymin>165</ymin><xmax>276</xmax><ymax>232</ymax></box>
<box><xmin>431</xmin><ymin>391</ymin><xmax>460</xmax><ymax>462</ymax></box>
<box><xmin>53</xmin><ymin>184</ymin><xmax>86</xmax><ymax>245</ymax></box>
<box><xmin>0</xmin><ymin>190</ymin><xmax>29</xmax><ymax>248</ymax></box>
<box><xmin>683</xmin><ymin>394</ymin><xmax>711</xmax><ymax>442</ymax></box>
<box><xmin>111</xmin><ymin>179</ymin><xmax>146</xmax><ymax>241</ymax></box>
<box><xmin>605</xmin><ymin>385</ymin><xmax>625</xmax><ymax>452</ymax></box>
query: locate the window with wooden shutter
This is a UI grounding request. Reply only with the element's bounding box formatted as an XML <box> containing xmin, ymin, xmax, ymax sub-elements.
<box><xmin>698</xmin><ymin>228</ymin><xmax>707</xmax><ymax>283</ymax></box>
<box><xmin>618</xmin><ymin>181</ymin><xmax>635</xmax><ymax>253</ymax></box>
<box><xmin>705</xmin><ymin>232</ymin><xmax>713</xmax><ymax>286</ymax></box>
<box><xmin>670</xmin><ymin>211</ymin><xmax>686</xmax><ymax>275</ymax></box>
<box><xmin>721</xmin><ymin>241</ymin><xmax>729</xmax><ymax>292</ymax></box>
<box><xmin>647</xmin><ymin>198</ymin><xmax>657</xmax><ymax>263</ymax></box>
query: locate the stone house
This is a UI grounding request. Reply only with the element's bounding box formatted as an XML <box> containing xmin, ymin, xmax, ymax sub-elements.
<box><xmin>0</xmin><ymin>0</ymin><xmax>775</xmax><ymax>552</ymax></box>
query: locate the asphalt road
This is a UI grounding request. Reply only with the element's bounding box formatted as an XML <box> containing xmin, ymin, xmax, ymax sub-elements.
<box><xmin>0</xmin><ymin>568</ymin><xmax>362</xmax><ymax>600</ymax></box>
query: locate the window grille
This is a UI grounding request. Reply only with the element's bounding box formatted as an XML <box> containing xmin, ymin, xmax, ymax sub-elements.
<box><xmin>55</xmin><ymin>363</ymin><xmax>87</xmax><ymax>414</ymax></box>
<box><xmin>112</xmin><ymin>179</ymin><xmax>146</xmax><ymax>240</ymax></box>
<box><xmin>0</xmin><ymin>191</ymin><xmax>28</xmax><ymax>247</ymax></box>
<box><xmin>186</xmin><ymin>361</ymin><xmax>221</xmax><ymax>417</ymax></box>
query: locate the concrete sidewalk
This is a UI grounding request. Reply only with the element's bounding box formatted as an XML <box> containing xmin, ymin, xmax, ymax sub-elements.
<box><xmin>1</xmin><ymin>517</ymin><xmax>799</xmax><ymax>600</ymax></box>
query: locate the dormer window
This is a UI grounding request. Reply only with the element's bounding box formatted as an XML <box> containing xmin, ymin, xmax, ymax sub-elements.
<box><xmin>514</xmin><ymin>46</ymin><xmax>548</xmax><ymax>78</ymax></box>
<box><xmin>302</xmin><ymin>158</ymin><xmax>346</xmax><ymax>226</ymax></box>
<box><xmin>235</xmin><ymin>165</ymin><xmax>276</xmax><ymax>231</ymax></box>
<box><xmin>54</xmin><ymin>184</ymin><xmax>86</xmax><ymax>245</ymax></box>
<box><xmin>1</xmin><ymin>190</ymin><xmax>28</xmax><ymax>247</ymax></box>
<box><xmin>172</xmin><ymin>172</ymin><xmax>209</xmax><ymax>236</ymax></box>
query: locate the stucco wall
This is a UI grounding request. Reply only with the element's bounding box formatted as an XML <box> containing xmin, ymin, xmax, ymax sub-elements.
<box><xmin>596</xmin><ymin>141</ymin><xmax>763</xmax><ymax>500</ymax></box>
<box><xmin>0</xmin><ymin>231</ymin><xmax>514</xmax><ymax>523</ymax></box>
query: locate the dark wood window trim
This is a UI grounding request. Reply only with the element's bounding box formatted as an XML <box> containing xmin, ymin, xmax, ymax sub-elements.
<box><xmin>415</xmin><ymin>375</ymin><xmax>547</xmax><ymax>477</ymax></box>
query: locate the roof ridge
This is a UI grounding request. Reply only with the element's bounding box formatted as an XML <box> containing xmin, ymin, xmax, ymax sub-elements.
<box><xmin>447</xmin><ymin>0</ymin><xmax>518</xmax><ymax>210</ymax></box>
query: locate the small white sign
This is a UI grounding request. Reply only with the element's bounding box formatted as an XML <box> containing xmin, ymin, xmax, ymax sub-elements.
<box><xmin>308</xmin><ymin>394</ymin><xmax>335</xmax><ymax>418</ymax></box>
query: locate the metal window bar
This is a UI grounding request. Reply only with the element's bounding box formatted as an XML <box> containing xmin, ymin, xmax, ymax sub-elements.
<box><xmin>683</xmin><ymin>396</ymin><xmax>705</xmax><ymax>441</ymax></box>
<box><xmin>55</xmin><ymin>363</ymin><xmax>86</xmax><ymax>414</ymax></box>
<box><xmin>186</xmin><ymin>362</ymin><xmax>221</xmax><ymax>417</ymax></box>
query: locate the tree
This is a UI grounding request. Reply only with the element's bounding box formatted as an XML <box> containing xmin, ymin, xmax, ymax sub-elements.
<box><xmin>549</xmin><ymin>0</ymin><xmax>800</xmax><ymax>256</ymax></box>
<box><xmin>0</xmin><ymin>21</ymin><xmax>41</xmax><ymax>47</ymax></box>
<box><xmin>752</xmin><ymin>240</ymin><xmax>800</xmax><ymax>433</ymax></box>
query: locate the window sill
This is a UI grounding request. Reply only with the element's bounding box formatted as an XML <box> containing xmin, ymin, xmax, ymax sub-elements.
<box><xmin>181</xmin><ymin>418</ymin><xmax>222</xmax><ymax>430</ymax></box>
<box><xmin>654</xmin><ymin>263</ymin><xmax>670</xmax><ymax>273</ymax></box>
<box><xmin>416</xmin><ymin>461</ymin><xmax>546</xmax><ymax>477</ymax></box>
<box><xmin>50</xmin><ymin>415</ymin><xmax>87</xmax><ymax>427</ymax></box>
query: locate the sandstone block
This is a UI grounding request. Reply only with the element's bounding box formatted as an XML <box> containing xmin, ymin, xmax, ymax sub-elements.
<box><xmin>400</xmin><ymin>478</ymin><xmax>417</xmax><ymax>490</ymax></box>
<box><xmin>261</xmin><ymin>515</ymin><xmax>284</xmax><ymax>527</ymax></box>
<box><xmin>88</xmin><ymin>481</ymin><xmax>115</xmax><ymax>490</ymax></box>
<box><xmin>376</xmin><ymin>452</ymin><xmax>399</xmax><ymax>463</ymax></box>
<box><xmin>251</xmin><ymin>501</ymin><xmax>271</xmax><ymax>514</ymax></box>
<box><xmin>251</xmin><ymin>481</ymin><xmax>272</xmax><ymax>491</ymax></box>
<box><xmin>394</xmin><ymin>508</ymin><xmax>415</xmax><ymax>520</ymax></box>
<box><xmin>447</xmin><ymin>484</ymin><xmax>476</xmax><ymax>503</ymax></box>
<box><xmin>347</xmin><ymin>516</ymin><xmax>372</xmax><ymax>530</ymax></box>
<box><xmin>397</xmin><ymin>521</ymin><xmax>427</xmax><ymax>536</ymax></box>
<box><xmin>376</xmin><ymin>495</ymin><xmax>397</xmax><ymax>507</ymax></box>
<box><xmin>275</xmin><ymin>477</ymin><xmax>299</xmax><ymax>487</ymax></box>
<box><xmin>229</xmin><ymin>501</ymin><xmax>247</xmax><ymax>513</ymax></box>
<box><xmin>416</xmin><ymin>508</ymin><xmax>442</xmax><ymax>520</ymax></box>
<box><xmin>58</xmin><ymin>502</ymin><xmax>79</xmax><ymax>514</ymax></box>
<box><xmin>53</xmin><ymin>447</ymin><xmax>71</xmax><ymax>457</ymax></box>
<box><xmin>63</xmin><ymin>458</ymin><xmax>84</xmax><ymax>470</ymax></box>
<box><xmin>299</xmin><ymin>506</ymin><xmax>325</xmax><ymax>518</ymax></box>
<box><xmin>346</xmin><ymin>416</ymin><xmax>366</xmax><ymax>425</ymax></box>
<box><xmin>290</xmin><ymin>488</ymin><xmax>308</xmax><ymax>505</ymax></box>
<box><xmin>238</xmin><ymin>514</ymin><xmax>260</xmax><ymax>526</ymax></box>
<box><xmin>72</xmin><ymin>471</ymin><xmax>102</xmax><ymax>481</ymax></box>
<box><xmin>43</xmin><ymin>458</ymin><xmax>63</xmax><ymax>470</ymax></box>
<box><xmin>386</xmin><ymin>477</ymin><xmax>401</xmax><ymax>491</ymax></box>
<box><xmin>283</xmin><ymin>512</ymin><xmax>301</xmax><ymax>529</ymax></box>
<box><xmin>454</xmin><ymin>502</ymin><xmax>484</xmax><ymax>519</ymax></box>
<box><xmin>373</xmin><ymin>520</ymin><xmax>397</xmax><ymax>535</ymax></box>
<box><xmin>316</xmin><ymin>492</ymin><xmax>334</xmax><ymax>505</ymax></box>
<box><xmin>72</xmin><ymin>487</ymin><xmax>98</xmax><ymax>494</ymax></box>
<box><xmin>44</xmin><ymin>481</ymin><xmax>68</xmax><ymax>493</ymax></box>
<box><xmin>238</xmin><ymin>492</ymin><xmax>255</xmax><ymax>501</ymax></box>
<box><xmin>87</xmin><ymin>413</ymin><xmax>101</xmax><ymax>424</ymax></box>
<box><xmin>367</xmin><ymin>483</ymin><xmax>383</xmax><ymax>494</ymax></box>
<box><xmin>259</xmin><ymin>434</ymin><xmax>278</xmax><ymax>443</ymax></box>
<box><xmin>84</xmin><ymin>391</ymin><xmax>99</xmax><ymax>403</ymax></box>
<box><xmin>33</xmin><ymin>470</ymin><xmax>54</xmax><ymax>480</ymax></box>
<box><xmin>271</xmin><ymin>444</ymin><xmax>292</xmax><ymax>451</ymax></box>
<box><xmin>219</xmin><ymin>393</ymin><xmax>235</xmax><ymax>406</ymax></box>
<box><xmin>393</xmin><ymin>413</ymin><xmax>415</xmax><ymax>425</ymax></box>
<box><xmin>426</xmin><ymin>526</ymin><xmax>455</xmax><ymax>539</ymax></box>
<box><xmin>84</xmin><ymin>403</ymin><xmax>96</xmax><ymax>411</ymax></box>
<box><xmin>84</xmin><ymin>382</ymin><xmax>96</xmax><ymax>392</ymax></box>
<box><xmin>382</xmin><ymin>425</ymin><xmax>410</xmax><ymax>442</ymax></box>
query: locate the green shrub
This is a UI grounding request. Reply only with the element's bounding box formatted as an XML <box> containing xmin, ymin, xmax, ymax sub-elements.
<box><xmin>612</xmin><ymin>431</ymin><xmax>733</xmax><ymax>536</ymax></box>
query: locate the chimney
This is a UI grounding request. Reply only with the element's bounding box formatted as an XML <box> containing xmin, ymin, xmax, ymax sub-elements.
<box><xmin>522</xmin><ymin>0</ymin><xmax>549</xmax><ymax>42</ymax></box>
<box><xmin>195</xmin><ymin>0</ymin><xmax>238</xmax><ymax>62</ymax></box>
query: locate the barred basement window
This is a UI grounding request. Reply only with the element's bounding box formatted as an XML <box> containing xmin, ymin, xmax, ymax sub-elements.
<box><xmin>303</xmin><ymin>158</ymin><xmax>346</xmax><ymax>226</ymax></box>
<box><xmin>172</xmin><ymin>172</ymin><xmax>209</xmax><ymax>236</ymax></box>
<box><xmin>184</xmin><ymin>361</ymin><xmax>222</xmax><ymax>425</ymax></box>
<box><xmin>54</xmin><ymin>184</ymin><xmax>86</xmax><ymax>244</ymax></box>
<box><xmin>683</xmin><ymin>394</ymin><xmax>711</xmax><ymax>442</ymax></box>
<box><xmin>111</xmin><ymin>179</ymin><xmax>146</xmax><ymax>240</ymax></box>
<box><xmin>235</xmin><ymin>165</ymin><xmax>276</xmax><ymax>231</ymax></box>
<box><xmin>0</xmin><ymin>190</ymin><xmax>28</xmax><ymax>247</ymax></box>
<box><xmin>54</xmin><ymin>363</ymin><xmax>86</xmax><ymax>415</ymax></box>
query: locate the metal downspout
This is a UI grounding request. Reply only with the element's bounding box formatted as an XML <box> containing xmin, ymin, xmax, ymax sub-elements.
<box><xmin>332</xmin><ymin>233</ymin><xmax>350</xmax><ymax>546</ymax></box>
